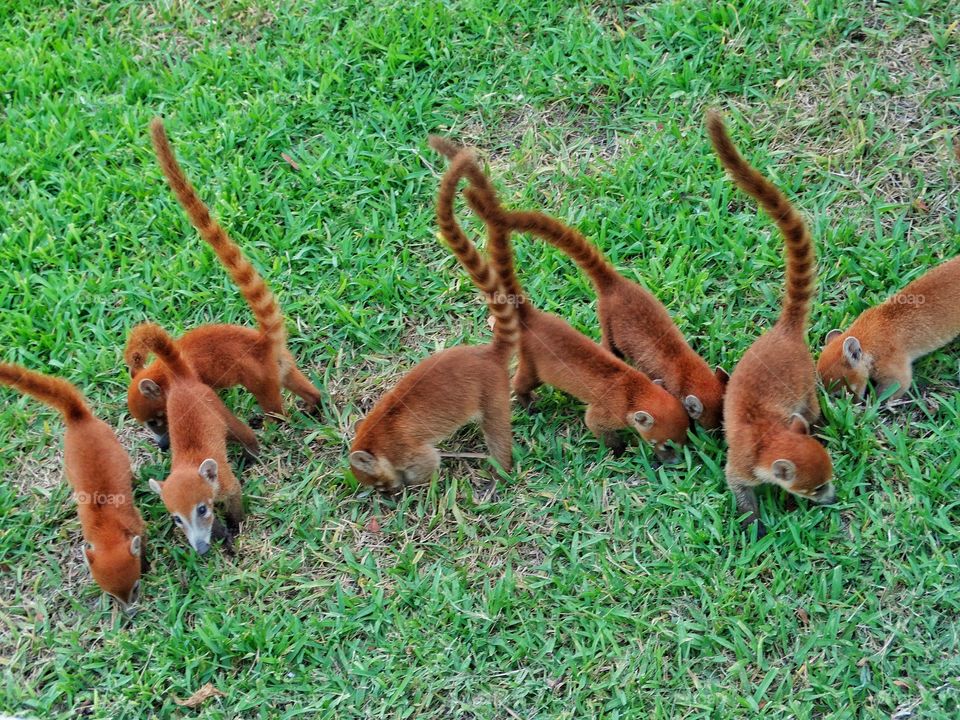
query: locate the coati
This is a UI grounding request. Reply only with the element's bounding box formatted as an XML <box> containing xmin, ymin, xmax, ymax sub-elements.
<box><xmin>432</xmin><ymin>150</ymin><xmax>727</xmax><ymax>428</ymax></box>
<box><xmin>430</xmin><ymin>136</ymin><xmax>690</xmax><ymax>461</ymax></box>
<box><xmin>707</xmin><ymin>111</ymin><xmax>834</xmax><ymax>536</ymax></box>
<box><xmin>0</xmin><ymin>363</ymin><xmax>145</xmax><ymax>611</ymax></box>
<box><xmin>130</xmin><ymin>322</ymin><xmax>259</xmax><ymax>554</ymax></box>
<box><xmin>349</xmin><ymin>147</ymin><xmax>518</xmax><ymax>497</ymax></box>
<box><xmin>125</xmin><ymin>118</ymin><xmax>322</xmax><ymax>449</ymax></box>
<box><xmin>818</xmin><ymin>255</ymin><xmax>960</xmax><ymax>400</ymax></box>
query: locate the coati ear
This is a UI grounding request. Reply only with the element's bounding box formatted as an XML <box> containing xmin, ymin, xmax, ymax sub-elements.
<box><xmin>349</xmin><ymin>450</ymin><xmax>378</xmax><ymax>475</ymax></box>
<box><xmin>148</xmin><ymin>478</ymin><xmax>164</xmax><ymax>495</ymax></box>
<box><xmin>842</xmin><ymin>336</ymin><xmax>863</xmax><ymax>365</ymax></box>
<box><xmin>788</xmin><ymin>413</ymin><xmax>810</xmax><ymax>434</ymax></box>
<box><xmin>683</xmin><ymin>395</ymin><xmax>704</xmax><ymax>419</ymax></box>
<box><xmin>629</xmin><ymin>411</ymin><xmax>655</xmax><ymax>431</ymax></box>
<box><xmin>138</xmin><ymin>379</ymin><xmax>163</xmax><ymax>400</ymax></box>
<box><xmin>130</xmin><ymin>535</ymin><xmax>142</xmax><ymax>557</ymax></box>
<box><xmin>198</xmin><ymin>458</ymin><xmax>218</xmax><ymax>487</ymax></box>
<box><xmin>715</xmin><ymin>366</ymin><xmax>730</xmax><ymax>384</ymax></box>
<box><xmin>652</xmin><ymin>378</ymin><xmax>666</xmax><ymax>387</ymax></box>
<box><xmin>772</xmin><ymin>459</ymin><xmax>797</xmax><ymax>483</ymax></box>
<box><xmin>825</xmin><ymin>329</ymin><xmax>843</xmax><ymax>345</ymax></box>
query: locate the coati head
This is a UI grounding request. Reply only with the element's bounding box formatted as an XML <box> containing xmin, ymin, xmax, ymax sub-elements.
<box><xmin>348</xmin><ymin>449</ymin><xmax>438</xmax><ymax>494</ymax></box>
<box><xmin>682</xmin><ymin>366</ymin><xmax>730</xmax><ymax>430</ymax></box>
<box><xmin>817</xmin><ymin>330</ymin><xmax>870</xmax><ymax>398</ymax></box>
<box><xmin>149</xmin><ymin>459</ymin><xmax>219</xmax><ymax>554</ymax></box>
<box><xmin>754</xmin><ymin>415</ymin><xmax>835</xmax><ymax>504</ymax></box>
<box><xmin>83</xmin><ymin>532</ymin><xmax>143</xmax><ymax>612</ymax></box>
<box><xmin>127</xmin><ymin>369</ymin><xmax>170</xmax><ymax>450</ymax></box>
<box><xmin>627</xmin><ymin>382</ymin><xmax>691</xmax><ymax>463</ymax></box>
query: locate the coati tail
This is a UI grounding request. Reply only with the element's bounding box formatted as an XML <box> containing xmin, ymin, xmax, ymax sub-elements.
<box><xmin>150</xmin><ymin>118</ymin><xmax>287</xmax><ymax>353</ymax></box>
<box><xmin>126</xmin><ymin>322</ymin><xmax>195</xmax><ymax>380</ymax></box>
<box><xmin>0</xmin><ymin>363</ymin><xmax>89</xmax><ymax>422</ymax></box>
<box><xmin>706</xmin><ymin>110</ymin><xmax>814</xmax><ymax>332</ymax></box>
<box><xmin>435</xmin><ymin>149</ymin><xmax>520</xmax><ymax>354</ymax></box>
<box><xmin>489</xmin><ymin>209</ymin><xmax>615</xmax><ymax>290</ymax></box>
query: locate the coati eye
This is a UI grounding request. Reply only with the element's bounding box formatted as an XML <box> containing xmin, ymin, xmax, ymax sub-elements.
<box><xmin>197</xmin><ymin>505</ymin><xmax>207</xmax><ymax>517</ymax></box>
<box><xmin>171</xmin><ymin>515</ymin><xmax>182</xmax><ymax>525</ymax></box>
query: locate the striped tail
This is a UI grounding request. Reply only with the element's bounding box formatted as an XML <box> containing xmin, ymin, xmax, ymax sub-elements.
<box><xmin>126</xmin><ymin>323</ymin><xmax>195</xmax><ymax>380</ymax></box>
<box><xmin>706</xmin><ymin>110</ymin><xmax>815</xmax><ymax>333</ymax></box>
<box><xmin>490</xmin><ymin>209</ymin><xmax>615</xmax><ymax>290</ymax></box>
<box><xmin>0</xmin><ymin>363</ymin><xmax>90</xmax><ymax>423</ymax></box>
<box><xmin>435</xmin><ymin>148</ymin><xmax>519</xmax><ymax>356</ymax></box>
<box><xmin>150</xmin><ymin>118</ymin><xmax>287</xmax><ymax>356</ymax></box>
<box><xmin>428</xmin><ymin>136</ymin><xmax>528</xmax><ymax>317</ymax></box>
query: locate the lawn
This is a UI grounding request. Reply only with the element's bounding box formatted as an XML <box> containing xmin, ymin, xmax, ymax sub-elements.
<box><xmin>1</xmin><ymin>0</ymin><xmax>959</xmax><ymax>717</ymax></box>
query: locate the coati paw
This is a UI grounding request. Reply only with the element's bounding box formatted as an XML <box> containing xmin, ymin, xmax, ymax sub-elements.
<box><xmin>476</xmin><ymin>480</ymin><xmax>499</xmax><ymax>504</ymax></box>
<box><xmin>248</xmin><ymin>415</ymin><xmax>265</xmax><ymax>430</ymax></box>
<box><xmin>742</xmin><ymin>519</ymin><xmax>767</xmax><ymax>540</ymax></box>
<box><xmin>518</xmin><ymin>393</ymin><xmax>539</xmax><ymax>414</ymax></box>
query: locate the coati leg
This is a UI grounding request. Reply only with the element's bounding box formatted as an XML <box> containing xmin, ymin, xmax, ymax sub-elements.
<box><xmin>282</xmin><ymin>363</ymin><xmax>324</xmax><ymax>414</ymax></box>
<box><xmin>400</xmin><ymin>448</ymin><xmax>442</xmax><ymax>489</ymax></box>
<box><xmin>512</xmin><ymin>355</ymin><xmax>542</xmax><ymax>412</ymax></box>
<box><xmin>584</xmin><ymin>405</ymin><xmax>627</xmax><ymax>457</ymax></box>
<box><xmin>874</xmin><ymin>358</ymin><xmax>913</xmax><ymax>402</ymax></box>
<box><xmin>221</xmin><ymin>410</ymin><xmax>260</xmax><ymax>465</ymax></box>
<box><xmin>478</xmin><ymin>386</ymin><xmax>513</xmax><ymax>501</ymax></box>
<box><xmin>250</xmin><ymin>379</ymin><xmax>285</xmax><ymax>420</ymax></box>
<box><xmin>726</xmin><ymin>470</ymin><xmax>765</xmax><ymax>538</ymax></box>
<box><xmin>220</xmin><ymin>489</ymin><xmax>245</xmax><ymax>534</ymax></box>
<box><xmin>211</xmin><ymin>517</ymin><xmax>236</xmax><ymax>555</ymax></box>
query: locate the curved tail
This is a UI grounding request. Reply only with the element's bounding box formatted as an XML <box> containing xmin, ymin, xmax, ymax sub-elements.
<box><xmin>0</xmin><ymin>363</ymin><xmax>89</xmax><ymax>423</ymax></box>
<box><xmin>706</xmin><ymin>110</ymin><xmax>814</xmax><ymax>332</ymax></box>
<box><xmin>429</xmin><ymin>136</ymin><xmax>527</xmax><ymax>318</ymax></box>
<box><xmin>126</xmin><ymin>323</ymin><xmax>195</xmax><ymax>380</ymax></box>
<box><xmin>150</xmin><ymin>118</ymin><xmax>287</xmax><ymax>355</ymax></box>
<box><xmin>435</xmin><ymin>148</ymin><xmax>519</xmax><ymax>356</ymax></box>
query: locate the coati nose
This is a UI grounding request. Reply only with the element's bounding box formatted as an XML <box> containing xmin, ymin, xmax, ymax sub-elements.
<box><xmin>814</xmin><ymin>485</ymin><xmax>837</xmax><ymax>505</ymax></box>
<box><xmin>155</xmin><ymin>434</ymin><xmax>170</xmax><ymax>451</ymax></box>
<box><xmin>195</xmin><ymin>540</ymin><xmax>211</xmax><ymax>555</ymax></box>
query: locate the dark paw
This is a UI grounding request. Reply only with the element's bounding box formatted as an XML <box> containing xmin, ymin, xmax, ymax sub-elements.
<box><xmin>518</xmin><ymin>394</ymin><xmax>539</xmax><ymax>414</ymax></box>
<box><xmin>741</xmin><ymin>519</ymin><xmax>767</xmax><ymax>540</ymax></box>
<box><xmin>238</xmin><ymin>447</ymin><xmax>260</xmax><ymax>470</ymax></box>
<box><xmin>248</xmin><ymin>415</ymin><xmax>265</xmax><ymax>430</ymax></box>
<box><xmin>477</xmin><ymin>480</ymin><xmax>499</xmax><ymax>503</ymax></box>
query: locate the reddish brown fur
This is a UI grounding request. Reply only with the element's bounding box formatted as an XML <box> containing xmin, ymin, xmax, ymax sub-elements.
<box><xmin>707</xmin><ymin>111</ymin><xmax>834</xmax><ymax>536</ymax></box>
<box><xmin>125</xmin><ymin>118</ymin><xmax>322</xmax><ymax>443</ymax></box>
<box><xmin>132</xmin><ymin>323</ymin><xmax>259</xmax><ymax>553</ymax></box>
<box><xmin>0</xmin><ymin>363</ymin><xmax>146</xmax><ymax>609</ymax></box>
<box><xmin>818</xmin><ymin>255</ymin><xmax>960</xmax><ymax>400</ymax></box>
<box><xmin>433</xmin><ymin>137</ymin><xmax>690</xmax><ymax>460</ymax></box>
<box><xmin>349</xmin><ymin>145</ymin><xmax>519</xmax><ymax>497</ymax></box>
<box><xmin>430</xmin><ymin>137</ymin><xmax>727</xmax><ymax>429</ymax></box>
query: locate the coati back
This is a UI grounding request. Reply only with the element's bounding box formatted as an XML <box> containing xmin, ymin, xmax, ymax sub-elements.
<box><xmin>130</xmin><ymin>322</ymin><xmax>259</xmax><ymax>554</ymax></box>
<box><xmin>707</xmin><ymin>110</ymin><xmax>834</xmax><ymax>536</ymax></box>
<box><xmin>430</xmin><ymin>137</ymin><xmax>690</xmax><ymax>461</ymax></box>
<box><xmin>430</xmin><ymin>138</ymin><xmax>727</xmax><ymax>429</ymax></box>
<box><xmin>125</xmin><ymin>118</ymin><xmax>322</xmax><ymax>447</ymax></box>
<box><xmin>0</xmin><ymin>363</ymin><xmax>145</xmax><ymax>611</ymax></box>
<box><xmin>818</xmin><ymin>255</ymin><xmax>960</xmax><ymax>400</ymax></box>
<box><xmin>349</xmin><ymin>146</ymin><xmax>518</xmax><ymax>498</ymax></box>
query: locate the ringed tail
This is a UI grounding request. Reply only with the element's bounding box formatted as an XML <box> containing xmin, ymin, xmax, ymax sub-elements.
<box><xmin>706</xmin><ymin>110</ymin><xmax>814</xmax><ymax>332</ymax></box>
<box><xmin>435</xmin><ymin>148</ymin><xmax>520</xmax><ymax>355</ymax></box>
<box><xmin>0</xmin><ymin>363</ymin><xmax>90</xmax><ymax>423</ymax></box>
<box><xmin>126</xmin><ymin>322</ymin><xmax>195</xmax><ymax>380</ymax></box>
<box><xmin>149</xmin><ymin>117</ymin><xmax>287</xmax><ymax>353</ymax></box>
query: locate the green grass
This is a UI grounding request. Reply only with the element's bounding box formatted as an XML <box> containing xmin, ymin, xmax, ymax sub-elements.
<box><xmin>1</xmin><ymin>0</ymin><xmax>959</xmax><ymax>717</ymax></box>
